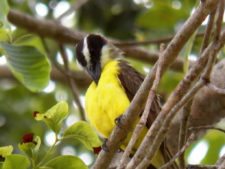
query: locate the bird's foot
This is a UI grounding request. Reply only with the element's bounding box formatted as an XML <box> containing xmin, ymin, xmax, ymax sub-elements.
<box><xmin>116</xmin><ymin>148</ymin><xmax>123</xmax><ymax>153</ymax></box>
<box><xmin>102</xmin><ymin>139</ymin><xmax>109</xmax><ymax>152</ymax></box>
<box><xmin>115</xmin><ymin>115</ymin><xmax>123</xmax><ymax>128</ymax></box>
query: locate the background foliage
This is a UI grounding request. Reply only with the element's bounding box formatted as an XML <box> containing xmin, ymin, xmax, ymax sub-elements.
<box><xmin>0</xmin><ymin>0</ymin><xmax>225</xmax><ymax>168</ymax></box>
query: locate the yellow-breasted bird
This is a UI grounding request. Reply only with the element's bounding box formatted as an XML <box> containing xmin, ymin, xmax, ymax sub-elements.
<box><xmin>76</xmin><ymin>34</ymin><xmax>173</xmax><ymax>169</ymax></box>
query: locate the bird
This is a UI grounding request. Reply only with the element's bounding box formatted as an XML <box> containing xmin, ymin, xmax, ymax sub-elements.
<box><xmin>75</xmin><ymin>34</ymin><xmax>174</xmax><ymax>169</ymax></box>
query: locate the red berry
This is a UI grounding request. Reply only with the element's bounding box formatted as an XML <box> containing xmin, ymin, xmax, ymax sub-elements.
<box><xmin>33</xmin><ymin>111</ymin><xmax>39</xmax><ymax>118</ymax></box>
<box><xmin>93</xmin><ymin>147</ymin><xmax>101</xmax><ymax>154</ymax></box>
<box><xmin>22</xmin><ymin>133</ymin><xmax>34</xmax><ymax>143</ymax></box>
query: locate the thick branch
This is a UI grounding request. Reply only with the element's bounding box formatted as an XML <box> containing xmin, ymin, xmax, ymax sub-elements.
<box><xmin>7</xmin><ymin>9</ymin><xmax>184</xmax><ymax>72</ymax></box>
<box><xmin>127</xmin><ymin>0</ymin><xmax>219</xmax><ymax>168</ymax></box>
<box><xmin>0</xmin><ymin>66</ymin><xmax>91</xmax><ymax>88</ymax></box>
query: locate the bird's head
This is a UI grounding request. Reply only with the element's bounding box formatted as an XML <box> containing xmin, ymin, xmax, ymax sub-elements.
<box><xmin>76</xmin><ymin>34</ymin><xmax>119</xmax><ymax>84</ymax></box>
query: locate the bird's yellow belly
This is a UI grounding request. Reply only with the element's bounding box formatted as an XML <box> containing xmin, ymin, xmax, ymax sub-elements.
<box><xmin>85</xmin><ymin>77</ymin><xmax>130</xmax><ymax>138</ymax></box>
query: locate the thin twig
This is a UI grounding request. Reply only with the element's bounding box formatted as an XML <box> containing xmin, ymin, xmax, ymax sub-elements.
<box><xmin>189</xmin><ymin>125</ymin><xmax>225</xmax><ymax>134</ymax></box>
<box><xmin>200</xmin><ymin>8</ymin><xmax>216</xmax><ymax>53</ymax></box>
<box><xmin>170</xmin><ymin>124</ymin><xmax>225</xmax><ymax>169</ymax></box>
<box><xmin>214</xmin><ymin>0</ymin><xmax>225</xmax><ymax>40</ymax></box>
<box><xmin>217</xmin><ymin>154</ymin><xmax>225</xmax><ymax>169</ymax></box>
<box><xmin>207</xmin><ymin>83</ymin><xmax>225</xmax><ymax>94</ymax></box>
<box><xmin>115</xmin><ymin>33</ymin><xmax>204</xmax><ymax>46</ymax></box>
<box><xmin>160</xmin><ymin>133</ymin><xmax>196</xmax><ymax>169</ymax></box>
<box><xmin>57</xmin><ymin>0</ymin><xmax>89</xmax><ymax>21</ymax></box>
<box><xmin>59</xmin><ymin>44</ymin><xmax>86</xmax><ymax>120</ymax></box>
<box><xmin>187</xmin><ymin>165</ymin><xmax>217</xmax><ymax>169</ymax></box>
<box><xmin>178</xmin><ymin>100</ymin><xmax>192</xmax><ymax>169</ymax></box>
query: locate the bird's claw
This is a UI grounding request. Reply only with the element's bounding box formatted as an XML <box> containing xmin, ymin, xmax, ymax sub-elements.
<box><xmin>102</xmin><ymin>139</ymin><xmax>109</xmax><ymax>152</ymax></box>
<box><xmin>115</xmin><ymin>115</ymin><xmax>123</xmax><ymax>128</ymax></box>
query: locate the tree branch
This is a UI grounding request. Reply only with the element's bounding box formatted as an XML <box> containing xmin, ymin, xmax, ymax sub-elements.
<box><xmin>0</xmin><ymin>66</ymin><xmax>91</xmax><ymax>88</ymax></box>
<box><xmin>117</xmin><ymin>44</ymin><xmax>165</xmax><ymax>169</ymax></box>
<box><xmin>200</xmin><ymin>5</ymin><xmax>216</xmax><ymax>53</ymax></box>
<box><xmin>7</xmin><ymin>9</ymin><xmax>184</xmax><ymax>72</ymax></box>
<box><xmin>59</xmin><ymin>44</ymin><xmax>86</xmax><ymax>120</ymax></box>
<box><xmin>187</xmin><ymin>165</ymin><xmax>216</xmax><ymax>169</ymax></box>
<box><xmin>115</xmin><ymin>32</ymin><xmax>204</xmax><ymax>46</ymax></box>
<box><xmin>178</xmin><ymin>100</ymin><xmax>192</xmax><ymax>169</ymax></box>
<box><xmin>134</xmin><ymin>29</ymin><xmax>224</xmax><ymax>169</ymax></box>
<box><xmin>160</xmin><ymin>133</ymin><xmax>196</xmax><ymax>169</ymax></box>
<box><xmin>127</xmin><ymin>1</ymin><xmax>219</xmax><ymax>168</ymax></box>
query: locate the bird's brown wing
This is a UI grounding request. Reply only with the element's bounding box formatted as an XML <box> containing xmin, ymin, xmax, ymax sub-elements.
<box><xmin>118</xmin><ymin>60</ymin><xmax>178</xmax><ymax>169</ymax></box>
<box><xmin>118</xmin><ymin>60</ymin><xmax>160</xmax><ymax>128</ymax></box>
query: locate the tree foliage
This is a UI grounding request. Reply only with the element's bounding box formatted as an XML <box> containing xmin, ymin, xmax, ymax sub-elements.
<box><xmin>1</xmin><ymin>0</ymin><xmax>225</xmax><ymax>168</ymax></box>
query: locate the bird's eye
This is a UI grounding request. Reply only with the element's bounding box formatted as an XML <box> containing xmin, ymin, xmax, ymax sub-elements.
<box><xmin>89</xmin><ymin>48</ymin><xmax>94</xmax><ymax>53</ymax></box>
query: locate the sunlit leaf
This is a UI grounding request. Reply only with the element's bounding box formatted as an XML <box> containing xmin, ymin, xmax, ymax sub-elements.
<box><xmin>185</xmin><ymin>130</ymin><xmax>225</xmax><ymax>165</ymax></box>
<box><xmin>34</xmin><ymin>101</ymin><xmax>69</xmax><ymax>133</ymax></box>
<box><xmin>0</xmin><ymin>146</ymin><xmax>13</xmax><ymax>158</ymax></box>
<box><xmin>0</xmin><ymin>0</ymin><xmax>9</xmax><ymax>28</ymax></box>
<box><xmin>0</xmin><ymin>29</ymin><xmax>10</xmax><ymax>42</ymax></box>
<box><xmin>63</xmin><ymin>121</ymin><xmax>102</xmax><ymax>150</ymax></box>
<box><xmin>13</xmin><ymin>34</ymin><xmax>47</xmax><ymax>56</ymax></box>
<box><xmin>37</xmin><ymin>167</ymin><xmax>52</xmax><ymax>169</ymax></box>
<box><xmin>0</xmin><ymin>42</ymin><xmax>51</xmax><ymax>92</ymax></box>
<box><xmin>45</xmin><ymin>155</ymin><xmax>88</xmax><ymax>169</ymax></box>
<box><xmin>2</xmin><ymin>154</ymin><xmax>30</xmax><ymax>169</ymax></box>
<box><xmin>202</xmin><ymin>130</ymin><xmax>225</xmax><ymax>164</ymax></box>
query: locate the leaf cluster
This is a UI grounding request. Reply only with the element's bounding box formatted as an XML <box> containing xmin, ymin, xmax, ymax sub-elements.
<box><xmin>0</xmin><ymin>101</ymin><xmax>101</xmax><ymax>169</ymax></box>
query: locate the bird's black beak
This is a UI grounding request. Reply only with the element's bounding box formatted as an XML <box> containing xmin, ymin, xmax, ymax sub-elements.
<box><xmin>87</xmin><ymin>62</ymin><xmax>101</xmax><ymax>84</ymax></box>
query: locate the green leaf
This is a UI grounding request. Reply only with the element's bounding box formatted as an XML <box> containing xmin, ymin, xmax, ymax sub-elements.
<box><xmin>37</xmin><ymin>167</ymin><xmax>52</xmax><ymax>169</ymax></box>
<box><xmin>0</xmin><ymin>0</ymin><xmax>9</xmax><ymax>28</ymax></box>
<box><xmin>0</xmin><ymin>42</ymin><xmax>51</xmax><ymax>92</ymax></box>
<box><xmin>12</xmin><ymin>34</ymin><xmax>47</xmax><ymax>56</ymax></box>
<box><xmin>35</xmin><ymin>101</ymin><xmax>69</xmax><ymax>133</ymax></box>
<box><xmin>45</xmin><ymin>155</ymin><xmax>88</xmax><ymax>169</ymax></box>
<box><xmin>202</xmin><ymin>130</ymin><xmax>225</xmax><ymax>164</ymax></box>
<box><xmin>0</xmin><ymin>162</ymin><xmax>3</xmax><ymax>169</ymax></box>
<box><xmin>63</xmin><ymin>121</ymin><xmax>102</xmax><ymax>150</ymax></box>
<box><xmin>0</xmin><ymin>29</ymin><xmax>10</xmax><ymax>42</ymax></box>
<box><xmin>159</xmin><ymin>71</ymin><xmax>184</xmax><ymax>95</ymax></box>
<box><xmin>18</xmin><ymin>136</ymin><xmax>41</xmax><ymax>157</ymax></box>
<box><xmin>2</xmin><ymin>154</ymin><xmax>30</xmax><ymax>169</ymax></box>
<box><xmin>137</xmin><ymin>3</ymin><xmax>187</xmax><ymax>30</ymax></box>
<box><xmin>0</xmin><ymin>146</ymin><xmax>13</xmax><ymax>158</ymax></box>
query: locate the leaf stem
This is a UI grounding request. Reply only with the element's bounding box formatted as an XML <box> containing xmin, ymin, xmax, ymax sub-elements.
<box><xmin>35</xmin><ymin>133</ymin><xmax>59</xmax><ymax>169</ymax></box>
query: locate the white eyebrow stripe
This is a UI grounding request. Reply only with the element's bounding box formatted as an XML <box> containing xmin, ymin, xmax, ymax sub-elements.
<box><xmin>82</xmin><ymin>36</ymin><xmax>91</xmax><ymax>65</ymax></box>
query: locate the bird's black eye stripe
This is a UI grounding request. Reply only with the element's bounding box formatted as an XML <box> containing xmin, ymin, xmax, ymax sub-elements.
<box><xmin>87</xmin><ymin>34</ymin><xmax>106</xmax><ymax>64</ymax></box>
<box><xmin>76</xmin><ymin>39</ymin><xmax>87</xmax><ymax>67</ymax></box>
